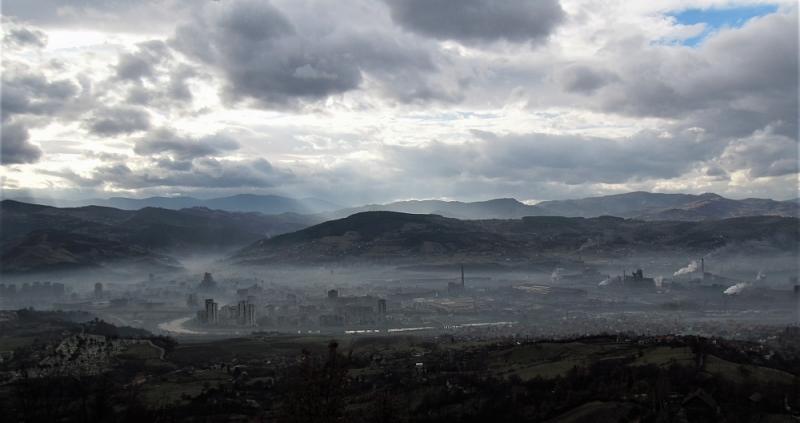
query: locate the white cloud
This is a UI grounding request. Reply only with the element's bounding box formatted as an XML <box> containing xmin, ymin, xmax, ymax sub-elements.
<box><xmin>1</xmin><ymin>0</ymin><xmax>797</xmax><ymax>203</ymax></box>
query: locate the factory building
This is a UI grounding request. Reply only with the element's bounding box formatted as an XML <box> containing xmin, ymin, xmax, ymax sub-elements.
<box><xmin>202</xmin><ymin>298</ymin><xmax>218</xmax><ymax>324</ymax></box>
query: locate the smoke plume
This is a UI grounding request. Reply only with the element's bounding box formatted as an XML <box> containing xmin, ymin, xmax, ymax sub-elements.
<box><xmin>724</xmin><ymin>282</ymin><xmax>751</xmax><ymax>295</ymax></box>
<box><xmin>673</xmin><ymin>260</ymin><xmax>698</xmax><ymax>277</ymax></box>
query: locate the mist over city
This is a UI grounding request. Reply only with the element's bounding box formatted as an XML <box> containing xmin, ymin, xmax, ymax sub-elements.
<box><xmin>0</xmin><ymin>0</ymin><xmax>798</xmax><ymax>422</ymax></box>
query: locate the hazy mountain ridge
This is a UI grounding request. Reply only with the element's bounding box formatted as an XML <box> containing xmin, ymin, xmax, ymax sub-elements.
<box><xmin>231</xmin><ymin>211</ymin><xmax>800</xmax><ymax>265</ymax></box>
<box><xmin>3</xmin><ymin>191</ymin><xmax>797</xmax><ymax>273</ymax></box>
<box><xmin>1</xmin><ymin>230</ymin><xmax>182</xmax><ymax>274</ymax></box>
<box><xmin>7</xmin><ymin>194</ymin><xmax>342</xmax><ymax>215</ymax></box>
<box><xmin>0</xmin><ymin>200</ymin><xmax>318</xmax><ymax>274</ymax></box>
<box><xmin>10</xmin><ymin>191</ymin><xmax>797</xmax><ymax>221</ymax></box>
<box><xmin>328</xmin><ymin>192</ymin><xmax>799</xmax><ymax>220</ymax></box>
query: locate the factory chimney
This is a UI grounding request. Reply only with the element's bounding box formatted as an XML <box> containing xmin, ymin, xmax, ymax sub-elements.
<box><xmin>701</xmin><ymin>258</ymin><xmax>705</xmax><ymax>274</ymax></box>
<box><xmin>461</xmin><ymin>264</ymin><xmax>465</xmax><ymax>288</ymax></box>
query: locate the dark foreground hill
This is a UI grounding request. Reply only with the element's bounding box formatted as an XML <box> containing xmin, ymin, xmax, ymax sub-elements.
<box><xmin>1</xmin><ymin>311</ymin><xmax>798</xmax><ymax>422</ymax></box>
<box><xmin>329</xmin><ymin>192</ymin><xmax>799</xmax><ymax>220</ymax></box>
<box><xmin>0</xmin><ymin>200</ymin><xmax>318</xmax><ymax>274</ymax></box>
<box><xmin>231</xmin><ymin>211</ymin><xmax>800</xmax><ymax>265</ymax></box>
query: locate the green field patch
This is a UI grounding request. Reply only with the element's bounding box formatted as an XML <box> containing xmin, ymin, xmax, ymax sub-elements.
<box><xmin>170</xmin><ymin>336</ymin><xmax>332</xmax><ymax>365</ymax></box>
<box><xmin>117</xmin><ymin>342</ymin><xmax>163</xmax><ymax>360</ymax></box>
<box><xmin>545</xmin><ymin>401</ymin><xmax>637</xmax><ymax>423</ymax></box>
<box><xmin>631</xmin><ymin>346</ymin><xmax>694</xmax><ymax>367</ymax></box>
<box><xmin>140</xmin><ymin>369</ymin><xmax>229</xmax><ymax>406</ymax></box>
<box><xmin>704</xmin><ymin>355</ymin><xmax>797</xmax><ymax>386</ymax></box>
<box><xmin>0</xmin><ymin>336</ymin><xmax>37</xmax><ymax>353</ymax></box>
<box><xmin>488</xmin><ymin>342</ymin><xmax>631</xmax><ymax>381</ymax></box>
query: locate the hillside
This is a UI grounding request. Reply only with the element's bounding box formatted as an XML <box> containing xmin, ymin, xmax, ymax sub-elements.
<box><xmin>0</xmin><ymin>230</ymin><xmax>181</xmax><ymax>273</ymax></box>
<box><xmin>233</xmin><ymin>211</ymin><xmax>521</xmax><ymax>264</ymax></box>
<box><xmin>2</xmin><ymin>317</ymin><xmax>798</xmax><ymax>422</ymax></box>
<box><xmin>328</xmin><ymin>192</ymin><xmax>799</xmax><ymax>221</ymax></box>
<box><xmin>231</xmin><ymin>212</ymin><xmax>800</xmax><ymax>264</ymax></box>
<box><xmin>0</xmin><ymin>200</ymin><xmax>318</xmax><ymax>274</ymax></box>
<box><xmin>331</xmin><ymin>198</ymin><xmax>533</xmax><ymax>219</ymax></box>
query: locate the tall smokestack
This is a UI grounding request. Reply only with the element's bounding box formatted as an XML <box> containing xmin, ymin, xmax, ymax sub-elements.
<box><xmin>701</xmin><ymin>258</ymin><xmax>705</xmax><ymax>274</ymax></box>
<box><xmin>461</xmin><ymin>264</ymin><xmax>465</xmax><ymax>288</ymax></box>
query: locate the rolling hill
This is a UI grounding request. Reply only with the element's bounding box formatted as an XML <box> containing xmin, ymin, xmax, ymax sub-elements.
<box><xmin>0</xmin><ymin>230</ymin><xmax>181</xmax><ymax>274</ymax></box>
<box><xmin>7</xmin><ymin>193</ymin><xmax>342</xmax><ymax>215</ymax></box>
<box><xmin>0</xmin><ymin>200</ymin><xmax>319</xmax><ymax>274</ymax></box>
<box><xmin>328</xmin><ymin>192</ymin><xmax>799</xmax><ymax>221</ymax></box>
<box><xmin>230</xmin><ymin>211</ymin><xmax>800</xmax><ymax>265</ymax></box>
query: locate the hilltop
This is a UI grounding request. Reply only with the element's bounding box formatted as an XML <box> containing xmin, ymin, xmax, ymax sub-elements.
<box><xmin>329</xmin><ymin>192</ymin><xmax>799</xmax><ymax>221</ymax></box>
<box><xmin>0</xmin><ymin>200</ymin><xmax>317</xmax><ymax>274</ymax></box>
<box><xmin>231</xmin><ymin>211</ymin><xmax>800</xmax><ymax>265</ymax></box>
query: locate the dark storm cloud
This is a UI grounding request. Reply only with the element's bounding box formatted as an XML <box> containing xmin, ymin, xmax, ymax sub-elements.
<box><xmin>1</xmin><ymin>71</ymin><xmax>81</xmax><ymax>120</ymax></box>
<box><xmin>133</xmin><ymin>128</ymin><xmax>240</xmax><ymax>160</ymax></box>
<box><xmin>0</xmin><ymin>121</ymin><xmax>42</xmax><ymax>164</ymax></box>
<box><xmin>52</xmin><ymin>156</ymin><xmax>293</xmax><ymax>190</ymax></box>
<box><xmin>114</xmin><ymin>40</ymin><xmax>200</xmax><ymax>109</ymax></box>
<box><xmin>558</xmin><ymin>65</ymin><xmax>618</xmax><ymax>94</ymax></box>
<box><xmin>172</xmin><ymin>0</ymin><xmax>455</xmax><ymax>107</ymax></box>
<box><xmin>3</xmin><ymin>26</ymin><xmax>47</xmax><ymax>48</ymax></box>
<box><xmin>586</xmin><ymin>12</ymin><xmax>798</xmax><ymax>139</ymax></box>
<box><xmin>384</xmin><ymin>0</ymin><xmax>564</xmax><ymax>44</ymax></box>
<box><xmin>719</xmin><ymin>130</ymin><xmax>799</xmax><ymax>179</ymax></box>
<box><xmin>0</xmin><ymin>64</ymin><xmax>85</xmax><ymax>166</ymax></box>
<box><xmin>172</xmin><ymin>1</ymin><xmax>357</xmax><ymax>106</ymax></box>
<box><xmin>166</xmin><ymin>65</ymin><xmax>197</xmax><ymax>101</ymax></box>
<box><xmin>116</xmin><ymin>40</ymin><xmax>172</xmax><ymax>82</ymax></box>
<box><xmin>386</xmin><ymin>129</ymin><xmax>723</xmax><ymax>185</ymax></box>
<box><xmin>86</xmin><ymin>106</ymin><xmax>151</xmax><ymax>136</ymax></box>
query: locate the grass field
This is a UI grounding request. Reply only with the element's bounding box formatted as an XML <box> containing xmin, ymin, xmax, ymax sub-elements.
<box><xmin>140</xmin><ymin>369</ymin><xmax>230</xmax><ymax>407</ymax></box>
<box><xmin>487</xmin><ymin>341</ymin><xmax>634</xmax><ymax>380</ymax></box>
<box><xmin>544</xmin><ymin>401</ymin><xmax>637</xmax><ymax>423</ymax></box>
<box><xmin>631</xmin><ymin>346</ymin><xmax>695</xmax><ymax>367</ymax></box>
<box><xmin>703</xmin><ymin>355</ymin><xmax>797</xmax><ymax>386</ymax></box>
<box><xmin>0</xmin><ymin>335</ymin><xmax>37</xmax><ymax>353</ymax></box>
<box><xmin>169</xmin><ymin>336</ymin><xmax>334</xmax><ymax>365</ymax></box>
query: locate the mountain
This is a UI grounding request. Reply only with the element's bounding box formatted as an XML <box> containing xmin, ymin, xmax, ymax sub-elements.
<box><xmin>12</xmin><ymin>191</ymin><xmax>795</xmax><ymax>220</ymax></box>
<box><xmin>9</xmin><ymin>194</ymin><xmax>342</xmax><ymax>215</ymax></box>
<box><xmin>232</xmin><ymin>211</ymin><xmax>519</xmax><ymax>264</ymax></box>
<box><xmin>330</xmin><ymin>198</ymin><xmax>532</xmax><ymax>219</ymax></box>
<box><xmin>327</xmin><ymin>192</ymin><xmax>799</xmax><ymax>221</ymax></box>
<box><xmin>230</xmin><ymin>211</ymin><xmax>800</xmax><ymax>265</ymax></box>
<box><xmin>0</xmin><ymin>200</ymin><xmax>319</xmax><ymax>274</ymax></box>
<box><xmin>1</xmin><ymin>230</ymin><xmax>181</xmax><ymax>274</ymax></box>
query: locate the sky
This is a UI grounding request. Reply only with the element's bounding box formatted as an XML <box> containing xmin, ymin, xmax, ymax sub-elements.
<box><xmin>0</xmin><ymin>0</ymin><xmax>797</xmax><ymax>205</ymax></box>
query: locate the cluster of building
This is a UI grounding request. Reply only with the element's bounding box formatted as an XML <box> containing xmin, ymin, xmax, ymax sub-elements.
<box><xmin>190</xmin><ymin>272</ymin><xmax>394</xmax><ymax>330</ymax></box>
<box><xmin>197</xmin><ymin>298</ymin><xmax>257</xmax><ymax>327</ymax></box>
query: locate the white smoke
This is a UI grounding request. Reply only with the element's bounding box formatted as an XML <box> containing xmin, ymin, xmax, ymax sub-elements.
<box><xmin>756</xmin><ymin>270</ymin><xmax>766</xmax><ymax>281</ymax></box>
<box><xmin>598</xmin><ymin>277</ymin><xmax>612</xmax><ymax>287</ymax></box>
<box><xmin>654</xmin><ymin>276</ymin><xmax>664</xmax><ymax>288</ymax></box>
<box><xmin>673</xmin><ymin>260</ymin><xmax>698</xmax><ymax>277</ymax></box>
<box><xmin>724</xmin><ymin>282</ymin><xmax>751</xmax><ymax>295</ymax></box>
<box><xmin>551</xmin><ymin>268</ymin><xmax>564</xmax><ymax>282</ymax></box>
